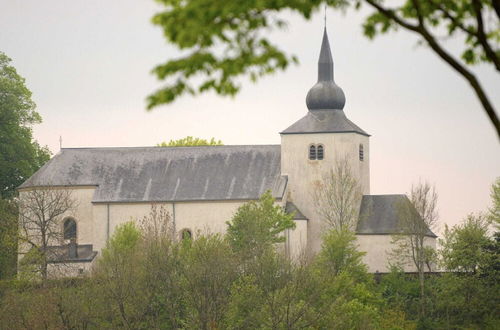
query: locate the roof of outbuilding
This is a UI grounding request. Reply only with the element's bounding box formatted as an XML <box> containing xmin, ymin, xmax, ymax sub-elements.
<box><xmin>281</xmin><ymin>109</ymin><xmax>369</xmax><ymax>136</ymax></box>
<box><xmin>46</xmin><ymin>244</ymin><xmax>97</xmax><ymax>264</ymax></box>
<box><xmin>356</xmin><ymin>195</ymin><xmax>437</xmax><ymax>237</ymax></box>
<box><xmin>19</xmin><ymin>145</ymin><xmax>287</xmax><ymax>203</ymax></box>
<box><xmin>285</xmin><ymin>202</ymin><xmax>308</xmax><ymax>220</ymax></box>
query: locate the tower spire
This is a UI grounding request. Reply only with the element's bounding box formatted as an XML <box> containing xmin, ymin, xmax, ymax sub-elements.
<box><xmin>305</xmin><ymin>27</ymin><xmax>346</xmax><ymax>110</ymax></box>
<box><xmin>318</xmin><ymin>27</ymin><xmax>334</xmax><ymax>82</ymax></box>
<box><xmin>324</xmin><ymin>4</ymin><xmax>327</xmax><ymax>28</ymax></box>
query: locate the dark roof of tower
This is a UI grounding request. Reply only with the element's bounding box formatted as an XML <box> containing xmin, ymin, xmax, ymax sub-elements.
<box><xmin>356</xmin><ymin>195</ymin><xmax>437</xmax><ymax>237</ymax></box>
<box><xmin>19</xmin><ymin>146</ymin><xmax>288</xmax><ymax>203</ymax></box>
<box><xmin>282</xmin><ymin>27</ymin><xmax>368</xmax><ymax>136</ymax></box>
<box><xmin>281</xmin><ymin>110</ymin><xmax>369</xmax><ymax>136</ymax></box>
<box><xmin>285</xmin><ymin>202</ymin><xmax>308</xmax><ymax>220</ymax></box>
<box><xmin>306</xmin><ymin>27</ymin><xmax>346</xmax><ymax>111</ymax></box>
<box><xmin>318</xmin><ymin>27</ymin><xmax>334</xmax><ymax>82</ymax></box>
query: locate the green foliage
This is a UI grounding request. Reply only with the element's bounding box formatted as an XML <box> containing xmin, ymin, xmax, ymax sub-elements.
<box><xmin>316</xmin><ymin>228</ymin><xmax>368</xmax><ymax>278</ymax></box>
<box><xmin>360</xmin><ymin>0</ymin><xmax>500</xmax><ymax>66</ymax></box>
<box><xmin>148</xmin><ymin>0</ymin><xmax>315</xmax><ymax>108</ymax></box>
<box><xmin>431</xmin><ymin>212</ymin><xmax>500</xmax><ymax>328</ymax></box>
<box><xmin>380</xmin><ymin>268</ymin><xmax>423</xmax><ymax>324</ymax></box>
<box><xmin>157</xmin><ymin>136</ymin><xmax>223</xmax><ymax>147</ymax></box>
<box><xmin>381</xmin><ymin>204</ymin><xmax>500</xmax><ymax>329</ymax></box>
<box><xmin>2</xmin><ymin>181</ymin><xmax>500</xmax><ymax>328</ymax></box>
<box><xmin>226</xmin><ymin>190</ymin><xmax>295</xmax><ymax>259</ymax></box>
<box><xmin>313</xmin><ymin>229</ymin><xmax>383</xmax><ymax>329</ymax></box>
<box><xmin>0</xmin><ymin>52</ymin><xmax>50</xmax><ymax>279</ymax></box>
<box><xmin>180</xmin><ymin>234</ymin><xmax>237</xmax><ymax>329</ymax></box>
<box><xmin>223</xmin><ymin>275</ymin><xmax>266</xmax><ymax>329</ymax></box>
<box><xmin>101</xmin><ymin>222</ymin><xmax>141</xmax><ymax>258</ymax></box>
<box><xmin>148</xmin><ymin>0</ymin><xmax>499</xmax><ymax>110</ymax></box>
<box><xmin>0</xmin><ymin>52</ymin><xmax>51</xmax><ymax>198</ymax></box>
<box><xmin>95</xmin><ymin>222</ymin><xmax>145</xmax><ymax>328</ymax></box>
<box><xmin>440</xmin><ymin>213</ymin><xmax>491</xmax><ymax>273</ymax></box>
<box><xmin>0</xmin><ymin>199</ymin><xmax>17</xmax><ymax>279</ymax></box>
<box><xmin>490</xmin><ymin>177</ymin><xmax>500</xmax><ymax>226</ymax></box>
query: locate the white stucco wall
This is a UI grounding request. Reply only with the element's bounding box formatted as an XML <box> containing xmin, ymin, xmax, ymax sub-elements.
<box><xmin>281</xmin><ymin>132</ymin><xmax>370</xmax><ymax>254</ymax></box>
<box><xmin>19</xmin><ymin>184</ymin><xmax>311</xmax><ymax>265</ymax></box>
<box><xmin>286</xmin><ymin>219</ymin><xmax>308</xmax><ymax>260</ymax></box>
<box><xmin>91</xmin><ymin>200</ymin><xmax>250</xmax><ymax>252</ymax></box>
<box><xmin>18</xmin><ymin>186</ymin><xmax>97</xmax><ymax>249</ymax></box>
<box><xmin>356</xmin><ymin>234</ymin><xmax>437</xmax><ymax>273</ymax></box>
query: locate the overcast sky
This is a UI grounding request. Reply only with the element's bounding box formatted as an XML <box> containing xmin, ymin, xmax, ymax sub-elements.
<box><xmin>1</xmin><ymin>1</ymin><xmax>499</xmax><ymax>232</ymax></box>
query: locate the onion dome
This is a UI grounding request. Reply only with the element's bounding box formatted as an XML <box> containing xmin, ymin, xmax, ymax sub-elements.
<box><xmin>306</xmin><ymin>28</ymin><xmax>346</xmax><ymax>111</ymax></box>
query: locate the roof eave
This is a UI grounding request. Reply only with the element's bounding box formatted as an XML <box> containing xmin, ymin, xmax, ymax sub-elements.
<box><xmin>280</xmin><ymin>130</ymin><xmax>371</xmax><ymax>137</ymax></box>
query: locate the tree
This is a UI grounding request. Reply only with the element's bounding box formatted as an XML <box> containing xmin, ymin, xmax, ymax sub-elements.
<box><xmin>489</xmin><ymin>177</ymin><xmax>500</xmax><ymax>226</ymax></box>
<box><xmin>93</xmin><ymin>207</ymin><xmax>186</xmax><ymax>329</ymax></box>
<box><xmin>435</xmin><ymin>213</ymin><xmax>499</xmax><ymax>328</ymax></box>
<box><xmin>157</xmin><ymin>136</ymin><xmax>223</xmax><ymax>147</ymax></box>
<box><xmin>0</xmin><ymin>51</ymin><xmax>51</xmax><ymax>279</ymax></box>
<box><xmin>137</xmin><ymin>205</ymin><xmax>185</xmax><ymax>328</ymax></box>
<box><xmin>17</xmin><ymin>188</ymin><xmax>77</xmax><ymax>280</ymax></box>
<box><xmin>149</xmin><ymin>1</ymin><xmax>499</xmax><ymax>138</ymax></box>
<box><xmin>226</xmin><ymin>259</ymin><xmax>323</xmax><ymax>329</ymax></box>
<box><xmin>94</xmin><ymin>221</ymin><xmax>144</xmax><ymax>328</ymax></box>
<box><xmin>314</xmin><ymin>156</ymin><xmax>362</xmax><ymax>232</ymax></box>
<box><xmin>391</xmin><ymin>181</ymin><xmax>438</xmax><ymax>317</ymax></box>
<box><xmin>226</xmin><ymin>190</ymin><xmax>295</xmax><ymax>260</ymax></box>
<box><xmin>313</xmin><ymin>229</ymin><xmax>382</xmax><ymax>329</ymax></box>
<box><xmin>0</xmin><ymin>199</ymin><xmax>17</xmax><ymax>279</ymax></box>
<box><xmin>180</xmin><ymin>234</ymin><xmax>237</xmax><ymax>329</ymax></box>
<box><xmin>316</xmin><ymin>228</ymin><xmax>368</xmax><ymax>278</ymax></box>
<box><xmin>0</xmin><ymin>52</ymin><xmax>51</xmax><ymax>198</ymax></box>
<box><xmin>440</xmin><ymin>213</ymin><xmax>491</xmax><ymax>273</ymax></box>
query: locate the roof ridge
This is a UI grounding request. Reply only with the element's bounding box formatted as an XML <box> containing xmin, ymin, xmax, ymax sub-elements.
<box><xmin>61</xmin><ymin>144</ymin><xmax>281</xmax><ymax>150</ymax></box>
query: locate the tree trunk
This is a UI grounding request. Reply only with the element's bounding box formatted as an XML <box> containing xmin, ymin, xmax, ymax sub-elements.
<box><xmin>419</xmin><ymin>267</ymin><xmax>425</xmax><ymax>317</ymax></box>
<box><xmin>41</xmin><ymin>260</ymin><xmax>48</xmax><ymax>281</ymax></box>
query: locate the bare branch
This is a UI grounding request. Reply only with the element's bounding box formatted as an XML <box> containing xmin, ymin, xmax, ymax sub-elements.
<box><xmin>472</xmin><ymin>0</ymin><xmax>500</xmax><ymax>71</ymax></box>
<box><xmin>365</xmin><ymin>0</ymin><xmax>500</xmax><ymax>139</ymax></box>
<box><xmin>18</xmin><ymin>188</ymin><xmax>77</xmax><ymax>280</ymax></box>
<box><xmin>314</xmin><ymin>156</ymin><xmax>362</xmax><ymax>232</ymax></box>
<box><xmin>392</xmin><ymin>180</ymin><xmax>439</xmax><ymax>317</ymax></box>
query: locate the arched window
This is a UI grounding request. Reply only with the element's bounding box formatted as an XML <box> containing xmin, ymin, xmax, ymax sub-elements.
<box><xmin>180</xmin><ymin>229</ymin><xmax>192</xmax><ymax>240</ymax></box>
<box><xmin>309</xmin><ymin>145</ymin><xmax>317</xmax><ymax>160</ymax></box>
<box><xmin>317</xmin><ymin>145</ymin><xmax>324</xmax><ymax>160</ymax></box>
<box><xmin>63</xmin><ymin>218</ymin><xmax>77</xmax><ymax>240</ymax></box>
<box><xmin>359</xmin><ymin>144</ymin><xmax>364</xmax><ymax>161</ymax></box>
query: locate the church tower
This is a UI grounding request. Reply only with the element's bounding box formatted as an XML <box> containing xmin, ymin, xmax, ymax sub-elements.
<box><xmin>280</xmin><ymin>27</ymin><xmax>370</xmax><ymax>253</ymax></box>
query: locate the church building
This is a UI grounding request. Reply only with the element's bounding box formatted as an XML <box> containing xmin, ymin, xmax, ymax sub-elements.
<box><xmin>19</xmin><ymin>28</ymin><xmax>436</xmax><ymax>275</ymax></box>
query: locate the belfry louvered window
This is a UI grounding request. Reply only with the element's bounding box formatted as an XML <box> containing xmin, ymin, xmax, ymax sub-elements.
<box><xmin>359</xmin><ymin>144</ymin><xmax>364</xmax><ymax>161</ymax></box>
<box><xmin>309</xmin><ymin>144</ymin><xmax>324</xmax><ymax>160</ymax></box>
<box><xmin>317</xmin><ymin>145</ymin><xmax>324</xmax><ymax>160</ymax></box>
<box><xmin>309</xmin><ymin>145</ymin><xmax>317</xmax><ymax>160</ymax></box>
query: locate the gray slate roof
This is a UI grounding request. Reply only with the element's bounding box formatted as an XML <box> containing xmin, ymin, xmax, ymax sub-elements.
<box><xmin>20</xmin><ymin>146</ymin><xmax>287</xmax><ymax>203</ymax></box>
<box><xmin>46</xmin><ymin>244</ymin><xmax>97</xmax><ymax>264</ymax></box>
<box><xmin>357</xmin><ymin>195</ymin><xmax>437</xmax><ymax>237</ymax></box>
<box><xmin>281</xmin><ymin>109</ymin><xmax>369</xmax><ymax>136</ymax></box>
<box><xmin>285</xmin><ymin>202</ymin><xmax>307</xmax><ymax>220</ymax></box>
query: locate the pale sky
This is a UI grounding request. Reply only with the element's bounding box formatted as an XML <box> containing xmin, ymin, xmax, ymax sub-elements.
<box><xmin>1</xmin><ymin>1</ymin><xmax>499</xmax><ymax>233</ymax></box>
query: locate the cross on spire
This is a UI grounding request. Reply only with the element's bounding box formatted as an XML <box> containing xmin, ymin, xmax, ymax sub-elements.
<box><xmin>324</xmin><ymin>4</ymin><xmax>327</xmax><ymax>28</ymax></box>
